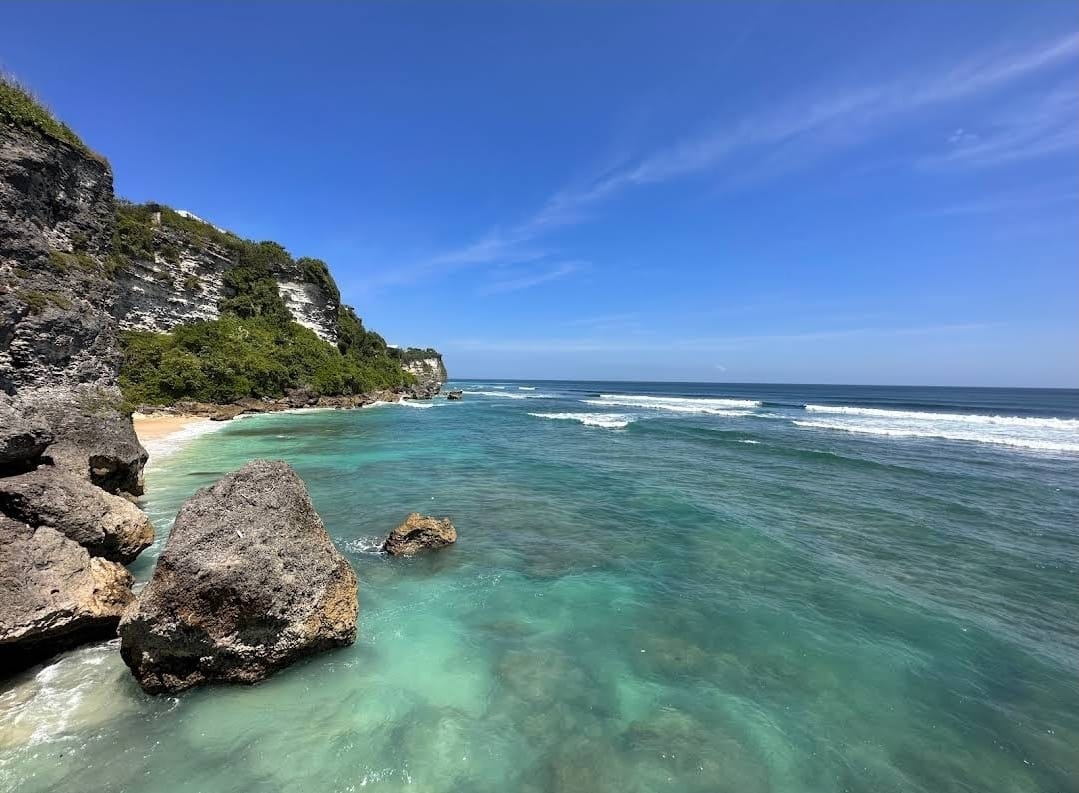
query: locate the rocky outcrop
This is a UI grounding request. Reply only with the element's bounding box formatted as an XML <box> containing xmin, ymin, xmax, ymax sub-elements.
<box><xmin>446</xmin><ymin>390</ymin><xmax>463</xmax><ymax>400</ymax></box>
<box><xmin>111</xmin><ymin>214</ymin><xmax>341</xmax><ymax>344</ymax></box>
<box><xmin>0</xmin><ymin>398</ymin><xmax>52</xmax><ymax>472</ymax></box>
<box><xmin>0</xmin><ymin>466</ymin><xmax>153</xmax><ymax>563</ymax></box>
<box><xmin>382</xmin><ymin>512</ymin><xmax>457</xmax><ymax>556</ymax></box>
<box><xmin>119</xmin><ymin>460</ymin><xmax>358</xmax><ymax>694</ymax></box>
<box><xmin>1</xmin><ymin>108</ymin><xmax>118</xmax><ymax>393</ymax></box>
<box><xmin>0</xmin><ymin>515</ymin><xmax>134</xmax><ymax>674</ymax></box>
<box><xmin>20</xmin><ymin>386</ymin><xmax>147</xmax><ymax>495</ymax></box>
<box><xmin>399</xmin><ymin>352</ymin><xmax>448</xmax><ymax>397</ymax></box>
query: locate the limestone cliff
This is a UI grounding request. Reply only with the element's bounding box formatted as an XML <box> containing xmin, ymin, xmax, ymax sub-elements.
<box><xmin>396</xmin><ymin>349</ymin><xmax>449</xmax><ymax>392</ymax></box>
<box><xmin>112</xmin><ymin>206</ymin><xmax>342</xmax><ymax>344</ymax></box>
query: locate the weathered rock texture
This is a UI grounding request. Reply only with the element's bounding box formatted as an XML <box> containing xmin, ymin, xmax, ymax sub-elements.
<box><xmin>0</xmin><ymin>515</ymin><xmax>134</xmax><ymax>674</ymax></box>
<box><xmin>0</xmin><ymin>397</ymin><xmax>52</xmax><ymax>471</ymax></box>
<box><xmin>1</xmin><ymin>115</ymin><xmax>118</xmax><ymax>393</ymax></box>
<box><xmin>0</xmin><ymin>467</ymin><xmax>153</xmax><ymax>563</ymax></box>
<box><xmin>383</xmin><ymin>512</ymin><xmax>457</xmax><ymax>556</ymax></box>
<box><xmin>119</xmin><ymin>460</ymin><xmax>358</xmax><ymax>694</ymax></box>
<box><xmin>400</xmin><ymin>354</ymin><xmax>448</xmax><ymax>396</ymax></box>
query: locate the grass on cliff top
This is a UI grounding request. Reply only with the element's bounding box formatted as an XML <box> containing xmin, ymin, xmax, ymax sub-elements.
<box><xmin>0</xmin><ymin>76</ymin><xmax>103</xmax><ymax>160</ymax></box>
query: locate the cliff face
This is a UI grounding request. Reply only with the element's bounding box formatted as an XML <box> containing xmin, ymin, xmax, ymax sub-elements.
<box><xmin>0</xmin><ymin>119</ymin><xmax>118</xmax><ymax>392</ymax></box>
<box><xmin>401</xmin><ymin>355</ymin><xmax>449</xmax><ymax>388</ymax></box>
<box><xmin>112</xmin><ymin>212</ymin><xmax>341</xmax><ymax>344</ymax></box>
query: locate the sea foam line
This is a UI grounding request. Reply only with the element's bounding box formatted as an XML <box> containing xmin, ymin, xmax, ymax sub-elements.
<box><xmin>529</xmin><ymin>412</ymin><xmax>634</xmax><ymax>429</ymax></box>
<box><xmin>793</xmin><ymin>419</ymin><xmax>1079</xmax><ymax>453</ymax></box>
<box><xmin>804</xmin><ymin>404</ymin><xmax>1079</xmax><ymax>429</ymax></box>
<box><xmin>138</xmin><ymin>416</ymin><xmax>230</xmax><ymax>466</ymax></box>
<box><xmin>584</xmin><ymin>394</ymin><xmax>759</xmax><ymax>415</ymax></box>
<box><xmin>466</xmin><ymin>390</ymin><xmax>553</xmax><ymax>400</ymax></box>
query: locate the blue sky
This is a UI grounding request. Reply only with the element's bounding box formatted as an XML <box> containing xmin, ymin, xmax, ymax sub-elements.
<box><xmin>3</xmin><ymin>2</ymin><xmax>1077</xmax><ymax>386</ymax></box>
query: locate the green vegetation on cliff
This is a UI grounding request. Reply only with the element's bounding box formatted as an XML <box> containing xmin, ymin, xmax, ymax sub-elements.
<box><xmin>120</xmin><ymin>316</ymin><xmax>412</xmax><ymax>405</ymax></box>
<box><xmin>114</xmin><ymin>202</ymin><xmax>415</xmax><ymax>405</ymax></box>
<box><xmin>0</xmin><ymin>76</ymin><xmax>100</xmax><ymax>158</ymax></box>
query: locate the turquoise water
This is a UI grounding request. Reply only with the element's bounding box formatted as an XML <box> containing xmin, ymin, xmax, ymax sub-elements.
<box><xmin>2</xmin><ymin>381</ymin><xmax>1078</xmax><ymax>792</ymax></box>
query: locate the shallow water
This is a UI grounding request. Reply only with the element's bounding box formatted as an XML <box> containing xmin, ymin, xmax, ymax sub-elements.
<box><xmin>2</xmin><ymin>382</ymin><xmax>1078</xmax><ymax>793</ymax></box>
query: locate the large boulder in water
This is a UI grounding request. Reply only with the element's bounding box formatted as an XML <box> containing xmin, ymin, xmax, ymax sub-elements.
<box><xmin>0</xmin><ymin>515</ymin><xmax>134</xmax><ymax>674</ymax></box>
<box><xmin>0</xmin><ymin>466</ymin><xmax>154</xmax><ymax>563</ymax></box>
<box><xmin>382</xmin><ymin>512</ymin><xmax>457</xmax><ymax>556</ymax></box>
<box><xmin>118</xmin><ymin>460</ymin><xmax>358</xmax><ymax>694</ymax></box>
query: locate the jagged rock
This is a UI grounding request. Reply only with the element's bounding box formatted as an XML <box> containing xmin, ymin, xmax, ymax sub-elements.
<box><xmin>20</xmin><ymin>387</ymin><xmax>147</xmax><ymax>495</ymax></box>
<box><xmin>284</xmin><ymin>387</ymin><xmax>316</xmax><ymax>408</ymax></box>
<box><xmin>0</xmin><ymin>466</ymin><xmax>153</xmax><ymax>563</ymax></box>
<box><xmin>118</xmin><ymin>460</ymin><xmax>358</xmax><ymax>694</ymax></box>
<box><xmin>208</xmin><ymin>404</ymin><xmax>245</xmax><ymax>421</ymax></box>
<box><xmin>1</xmin><ymin>113</ymin><xmax>118</xmax><ymax>393</ymax></box>
<box><xmin>446</xmin><ymin>390</ymin><xmax>463</xmax><ymax>401</ymax></box>
<box><xmin>400</xmin><ymin>353</ymin><xmax>448</xmax><ymax>396</ymax></box>
<box><xmin>382</xmin><ymin>512</ymin><xmax>457</xmax><ymax>556</ymax></box>
<box><xmin>0</xmin><ymin>515</ymin><xmax>134</xmax><ymax>675</ymax></box>
<box><xmin>0</xmin><ymin>397</ymin><xmax>52</xmax><ymax>472</ymax></box>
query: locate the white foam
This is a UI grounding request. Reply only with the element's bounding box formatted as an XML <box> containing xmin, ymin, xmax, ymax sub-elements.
<box><xmin>584</xmin><ymin>394</ymin><xmax>759</xmax><ymax>415</ymax></box>
<box><xmin>804</xmin><ymin>404</ymin><xmax>1079</xmax><ymax>429</ymax></box>
<box><xmin>738</xmin><ymin>439</ymin><xmax>761</xmax><ymax>445</ymax></box>
<box><xmin>529</xmin><ymin>412</ymin><xmax>634</xmax><ymax>429</ymax></box>
<box><xmin>466</xmin><ymin>390</ymin><xmax>552</xmax><ymax>400</ymax></box>
<box><xmin>137</xmin><ymin>416</ymin><xmax>229</xmax><ymax>466</ymax></box>
<box><xmin>397</xmin><ymin>399</ymin><xmax>433</xmax><ymax>409</ymax></box>
<box><xmin>518</xmin><ymin>386</ymin><xmax>537</xmax><ymax>390</ymax></box>
<box><xmin>344</xmin><ymin>536</ymin><xmax>386</xmax><ymax>554</ymax></box>
<box><xmin>793</xmin><ymin>419</ymin><xmax>1079</xmax><ymax>453</ymax></box>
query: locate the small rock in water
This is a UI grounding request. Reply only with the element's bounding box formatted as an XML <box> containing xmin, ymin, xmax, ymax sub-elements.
<box><xmin>446</xmin><ymin>390</ymin><xmax>464</xmax><ymax>400</ymax></box>
<box><xmin>118</xmin><ymin>459</ymin><xmax>358</xmax><ymax>694</ymax></box>
<box><xmin>382</xmin><ymin>513</ymin><xmax>457</xmax><ymax>556</ymax></box>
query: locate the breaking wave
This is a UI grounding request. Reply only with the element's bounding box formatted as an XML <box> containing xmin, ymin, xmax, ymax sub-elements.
<box><xmin>583</xmin><ymin>394</ymin><xmax>760</xmax><ymax>415</ymax></box>
<box><xmin>528</xmin><ymin>412</ymin><xmax>634</xmax><ymax>429</ymax></box>
<box><xmin>795</xmin><ymin>405</ymin><xmax>1079</xmax><ymax>453</ymax></box>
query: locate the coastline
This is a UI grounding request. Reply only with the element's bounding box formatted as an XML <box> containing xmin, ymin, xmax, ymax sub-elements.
<box><xmin>132</xmin><ymin>413</ymin><xmax>228</xmax><ymax>464</ymax></box>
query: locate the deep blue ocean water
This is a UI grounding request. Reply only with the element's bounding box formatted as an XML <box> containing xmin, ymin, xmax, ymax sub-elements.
<box><xmin>2</xmin><ymin>381</ymin><xmax>1077</xmax><ymax>792</ymax></box>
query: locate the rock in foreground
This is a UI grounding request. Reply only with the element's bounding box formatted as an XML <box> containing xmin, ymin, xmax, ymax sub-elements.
<box><xmin>383</xmin><ymin>513</ymin><xmax>457</xmax><ymax>556</ymax></box>
<box><xmin>118</xmin><ymin>460</ymin><xmax>357</xmax><ymax>694</ymax></box>
<box><xmin>0</xmin><ymin>467</ymin><xmax>154</xmax><ymax>563</ymax></box>
<box><xmin>0</xmin><ymin>516</ymin><xmax>134</xmax><ymax>674</ymax></box>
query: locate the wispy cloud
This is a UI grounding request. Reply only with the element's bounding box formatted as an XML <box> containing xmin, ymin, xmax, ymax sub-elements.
<box><xmin>444</xmin><ymin>322</ymin><xmax>995</xmax><ymax>354</ymax></box>
<box><xmin>429</xmin><ymin>31</ymin><xmax>1079</xmax><ymax>272</ymax></box>
<box><xmin>479</xmin><ymin>261</ymin><xmax>584</xmax><ymax>295</ymax></box>
<box><xmin>924</xmin><ymin>83</ymin><xmax>1079</xmax><ymax>168</ymax></box>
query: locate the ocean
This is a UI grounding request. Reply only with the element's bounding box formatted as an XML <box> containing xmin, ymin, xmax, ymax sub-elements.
<box><xmin>2</xmin><ymin>381</ymin><xmax>1077</xmax><ymax>793</ymax></box>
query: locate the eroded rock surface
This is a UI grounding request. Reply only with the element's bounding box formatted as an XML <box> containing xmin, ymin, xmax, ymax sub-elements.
<box><xmin>119</xmin><ymin>460</ymin><xmax>357</xmax><ymax>694</ymax></box>
<box><xmin>0</xmin><ymin>515</ymin><xmax>134</xmax><ymax>674</ymax></box>
<box><xmin>0</xmin><ymin>466</ymin><xmax>153</xmax><ymax>563</ymax></box>
<box><xmin>383</xmin><ymin>512</ymin><xmax>457</xmax><ymax>556</ymax></box>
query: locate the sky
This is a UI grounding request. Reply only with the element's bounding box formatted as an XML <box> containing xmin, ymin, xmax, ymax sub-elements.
<box><xmin>2</xmin><ymin>2</ymin><xmax>1077</xmax><ymax>386</ymax></box>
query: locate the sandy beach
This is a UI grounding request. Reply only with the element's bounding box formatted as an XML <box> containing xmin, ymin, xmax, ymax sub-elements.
<box><xmin>132</xmin><ymin>413</ymin><xmax>210</xmax><ymax>444</ymax></box>
<box><xmin>132</xmin><ymin>413</ymin><xmax>225</xmax><ymax>462</ymax></box>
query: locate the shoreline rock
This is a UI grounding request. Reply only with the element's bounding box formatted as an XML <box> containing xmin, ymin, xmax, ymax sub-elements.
<box><xmin>0</xmin><ymin>515</ymin><xmax>134</xmax><ymax>675</ymax></box>
<box><xmin>0</xmin><ymin>466</ymin><xmax>154</xmax><ymax>564</ymax></box>
<box><xmin>119</xmin><ymin>460</ymin><xmax>358</xmax><ymax>694</ymax></box>
<box><xmin>382</xmin><ymin>513</ymin><xmax>457</xmax><ymax>556</ymax></box>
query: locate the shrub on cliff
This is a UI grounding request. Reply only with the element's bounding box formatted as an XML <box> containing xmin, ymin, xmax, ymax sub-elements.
<box><xmin>119</xmin><ymin>316</ymin><xmax>411</xmax><ymax>405</ymax></box>
<box><xmin>0</xmin><ymin>76</ymin><xmax>100</xmax><ymax>158</ymax></box>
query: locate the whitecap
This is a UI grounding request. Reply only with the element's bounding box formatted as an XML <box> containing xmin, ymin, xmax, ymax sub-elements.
<box><xmin>466</xmin><ymin>390</ymin><xmax>552</xmax><ymax>400</ymax></box>
<box><xmin>804</xmin><ymin>404</ymin><xmax>1079</xmax><ymax>429</ymax></box>
<box><xmin>583</xmin><ymin>394</ymin><xmax>759</xmax><ymax>415</ymax></box>
<box><xmin>528</xmin><ymin>412</ymin><xmax>634</xmax><ymax>429</ymax></box>
<box><xmin>793</xmin><ymin>419</ymin><xmax>1079</xmax><ymax>454</ymax></box>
